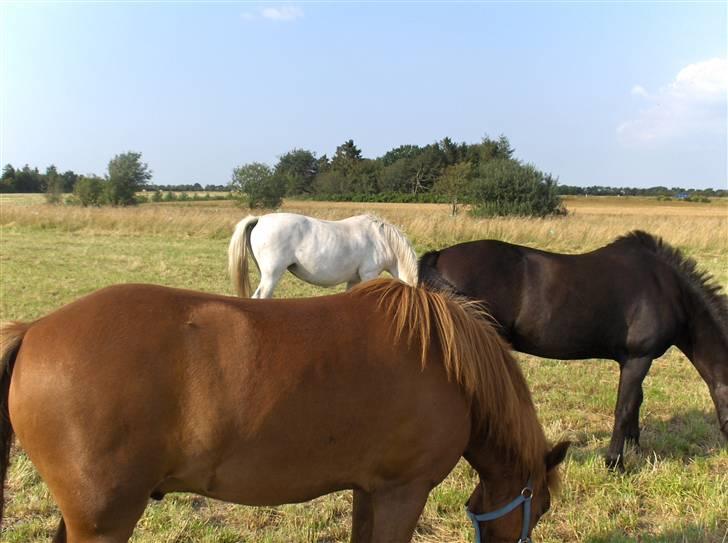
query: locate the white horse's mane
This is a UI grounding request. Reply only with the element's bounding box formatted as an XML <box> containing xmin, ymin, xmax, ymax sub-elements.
<box><xmin>365</xmin><ymin>215</ymin><xmax>418</xmax><ymax>286</ymax></box>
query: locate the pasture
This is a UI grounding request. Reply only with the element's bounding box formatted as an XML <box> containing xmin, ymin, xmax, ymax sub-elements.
<box><xmin>0</xmin><ymin>195</ymin><xmax>726</xmax><ymax>542</ymax></box>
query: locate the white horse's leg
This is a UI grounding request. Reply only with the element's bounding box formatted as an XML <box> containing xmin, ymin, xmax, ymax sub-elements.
<box><xmin>253</xmin><ymin>265</ymin><xmax>287</xmax><ymax>299</ymax></box>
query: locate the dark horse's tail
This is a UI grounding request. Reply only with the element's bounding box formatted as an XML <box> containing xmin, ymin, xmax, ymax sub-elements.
<box><xmin>0</xmin><ymin>321</ymin><xmax>30</xmax><ymax>526</ymax></box>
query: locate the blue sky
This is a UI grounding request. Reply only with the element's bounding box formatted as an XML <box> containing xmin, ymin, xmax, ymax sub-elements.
<box><xmin>2</xmin><ymin>2</ymin><xmax>726</xmax><ymax>188</ymax></box>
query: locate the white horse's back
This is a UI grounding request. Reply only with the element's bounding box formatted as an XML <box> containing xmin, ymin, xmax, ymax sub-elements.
<box><xmin>228</xmin><ymin>213</ymin><xmax>417</xmax><ymax>298</ymax></box>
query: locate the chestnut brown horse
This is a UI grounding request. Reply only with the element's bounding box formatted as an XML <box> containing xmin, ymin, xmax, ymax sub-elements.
<box><xmin>0</xmin><ymin>279</ymin><xmax>568</xmax><ymax>542</ymax></box>
<box><xmin>419</xmin><ymin>231</ymin><xmax>728</xmax><ymax>470</ymax></box>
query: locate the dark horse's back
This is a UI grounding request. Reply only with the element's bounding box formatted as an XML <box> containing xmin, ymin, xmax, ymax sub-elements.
<box><xmin>419</xmin><ymin>235</ymin><xmax>683</xmax><ymax>361</ymax></box>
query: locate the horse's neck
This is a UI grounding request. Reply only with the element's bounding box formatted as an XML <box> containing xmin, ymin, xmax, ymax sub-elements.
<box><xmin>680</xmin><ymin>301</ymin><xmax>728</xmax><ymax>434</ymax></box>
<box><xmin>681</xmin><ymin>298</ymin><xmax>728</xmax><ymax>372</ymax></box>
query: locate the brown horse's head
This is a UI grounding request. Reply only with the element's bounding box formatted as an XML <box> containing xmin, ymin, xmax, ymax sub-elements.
<box><xmin>465</xmin><ymin>440</ymin><xmax>570</xmax><ymax>542</ymax></box>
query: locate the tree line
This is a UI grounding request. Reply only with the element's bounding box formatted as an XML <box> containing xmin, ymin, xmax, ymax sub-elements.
<box><xmin>231</xmin><ymin>136</ymin><xmax>565</xmax><ymax>216</ymax></box>
<box><xmin>0</xmin><ymin>156</ymin><xmax>225</xmax><ymax>206</ymax></box>
<box><xmin>1</xmin><ymin>153</ymin><xmax>151</xmax><ymax>206</ymax></box>
<box><xmin>557</xmin><ymin>185</ymin><xmax>727</xmax><ymax>198</ymax></box>
<box><xmin>4</xmin><ymin>138</ymin><xmax>723</xmax><ymax>215</ymax></box>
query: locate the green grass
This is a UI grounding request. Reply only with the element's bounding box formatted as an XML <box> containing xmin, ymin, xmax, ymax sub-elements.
<box><xmin>0</xmin><ymin>203</ymin><xmax>727</xmax><ymax>542</ymax></box>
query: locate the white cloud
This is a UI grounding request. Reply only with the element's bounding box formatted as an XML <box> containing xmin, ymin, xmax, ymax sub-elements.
<box><xmin>618</xmin><ymin>58</ymin><xmax>727</xmax><ymax>147</ymax></box>
<box><xmin>630</xmin><ymin>84</ymin><xmax>648</xmax><ymax>98</ymax></box>
<box><xmin>261</xmin><ymin>6</ymin><xmax>304</xmax><ymax>22</ymax></box>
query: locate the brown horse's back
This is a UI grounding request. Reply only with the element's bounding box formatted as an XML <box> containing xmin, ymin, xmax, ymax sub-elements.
<box><xmin>9</xmin><ymin>284</ymin><xmax>470</xmax><ymax>517</ymax></box>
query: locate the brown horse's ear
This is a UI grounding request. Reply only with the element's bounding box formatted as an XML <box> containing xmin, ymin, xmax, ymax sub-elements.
<box><xmin>545</xmin><ymin>441</ymin><xmax>570</xmax><ymax>471</ymax></box>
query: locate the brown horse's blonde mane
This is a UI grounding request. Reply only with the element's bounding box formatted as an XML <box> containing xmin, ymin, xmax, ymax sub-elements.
<box><xmin>351</xmin><ymin>278</ymin><xmax>549</xmax><ymax>482</ymax></box>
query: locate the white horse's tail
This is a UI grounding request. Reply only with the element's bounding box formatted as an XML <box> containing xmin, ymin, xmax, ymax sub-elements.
<box><xmin>228</xmin><ymin>216</ymin><xmax>259</xmax><ymax>297</ymax></box>
<box><xmin>380</xmin><ymin>221</ymin><xmax>418</xmax><ymax>286</ymax></box>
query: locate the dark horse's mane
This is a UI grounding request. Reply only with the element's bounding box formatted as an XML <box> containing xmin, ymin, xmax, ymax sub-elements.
<box><xmin>611</xmin><ymin>230</ymin><xmax>728</xmax><ymax>339</ymax></box>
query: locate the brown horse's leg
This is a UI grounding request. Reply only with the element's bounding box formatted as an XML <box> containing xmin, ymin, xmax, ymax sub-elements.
<box><xmin>61</xmin><ymin>507</ymin><xmax>146</xmax><ymax>543</ymax></box>
<box><xmin>368</xmin><ymin>480</ymin><xmax>431</xmax><ymax>543</ymax></box>
<box><xmin>54</xmin><ymin>487</ymin><xmax>149</xmax><ymax>543</ymax></box>
<box><xmin>606</xmin><ymin>356</ymin><xmax>653</xmax><ymax>470</ymax></box>
<box><xmin>351</xmin><ymin>489</ymin><xmax>373</xmax><ymax>543</ymax></box>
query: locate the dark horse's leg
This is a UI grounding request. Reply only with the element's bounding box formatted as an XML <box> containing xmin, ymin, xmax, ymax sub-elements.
<box><xmin>606</xmin><ymin>356</ymin><xmax>653</xmax><ymax>470</ymax></box>
<box><xmin>53</xmin><ymin>518</ymin><xmax>67</xmax><ymax>543</ymax></box>
<box><xmin>351</xmin><ymin>489</ymin><xmax>374</xmax><ymax>543</ymax></box>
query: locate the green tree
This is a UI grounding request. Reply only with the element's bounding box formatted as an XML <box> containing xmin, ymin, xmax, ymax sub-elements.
<box><xmin>0</xmin><ymin>164</ymin><xmax>16</xmax><ymax>192</ymax></box>
<box><xmin>231</xmin><ymin>162</ymin><xmax>286</xmax><ymax>209</ymax></box>
<box><xmin>312</xmin><ymin>170</ymin><xmax>351</xmax><ymax>195</ymax></box>
<box><xmin>377</xmin><ymin>145</ymin><xmax>443</xmax><ymax>195</ymax></box>
<box><xmin>331</xmin><ymin>139</ymin><xmax>363</xmax><ymax>176</ymax></box>
<box><xmin>14</xmin><ymin>165</ymin><xmax>43</xmax><ymax>193</ymax></box>
<box><xmin>316</xmin><ymin>154</ymin><xmax>331</xmax><ymax>174</ymax></box>
<box><xmin>61</xmin><ymin>170</ymin><xmax>79</xmax><ymax>193</ymax></box>
<box><xmin>438</xmin><ymin>137</ymin><xmax>466</xmax><ymax>166</ymax></box>
<box><xmin>348</xmin><ymin>159</ymin><xmax>381</xmax><ymax>194</ymax></box>
<box><xmin>275</xmin><ymin>149</ymin><xmax>318</xmax><ymax>195</ymax></box>
<box><xmin>380</xmin><ymin>144</ymin><xmax>422</xmax><ymax>166</ymax></box>
<box><xmin>433</xmin><ymin>162</ymin><xmax>473</xmax><ymax>215</ymax></box>
<box><xmin>409</xmin><ymin>145</ymin><xmax>444</xmax><ymax>195</ymax></box>
<box><xmin>106</xmin><ymin>152</ymin><xmax>152</xmax><ymax>206</ymax></box>
<box><xmin>74</xmin><ymin>176</ymin><xmax>105</xmax><ymax>206</ymax></box>
<box><xmin>465</xmin><ymin>135</ymin><xmax>515</xmax><ymax>169</ymax></box>
<box><xmin>379</xmin><ymin>158</ymin><xmax>416</xmax><ymax>193</ymax></box>
<box><xmin>231</xmin><ymin>162</ymin><xmax>272</xmax><ymax>194</ymax></box>
<box><xmin>471</xmin><ymin>159</ymin><xmax>564</xmax><ymax>217</ymax></box>
<box><xmin>44</xmin><ymin>165</ymin><xmax>63</xmax><ymax>204</ymax></box>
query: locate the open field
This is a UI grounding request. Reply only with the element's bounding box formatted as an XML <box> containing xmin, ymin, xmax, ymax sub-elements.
<box><xmin>0</xmin><ymin>195</ymin><xmax>726</xmax><ymax>542</ymax></box>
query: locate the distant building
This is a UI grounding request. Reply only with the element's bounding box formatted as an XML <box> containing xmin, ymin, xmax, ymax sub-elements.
<box><xmin>674</xmin><ymin>192</ymin><xmax>689</xmax><ymax>200</ymax></box>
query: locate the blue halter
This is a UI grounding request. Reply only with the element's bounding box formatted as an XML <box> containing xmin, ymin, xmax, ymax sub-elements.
<box><xmin>466</xmin><ymin>478</ymin><xmax>533</xmax><ymax>543</ymax></box>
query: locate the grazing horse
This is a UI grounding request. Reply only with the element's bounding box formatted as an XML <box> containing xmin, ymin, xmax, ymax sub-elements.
<box><xmin>418</xmin><ymin>230</ymin><xmax>728</xmax><ymax>470</ymax></box>
<box><xmin>227</xmin><ymin>213</ymin><xmax>418</xmax><ymax>298</ymax></box>
<box><xmin>0</xmin><ymin>279</ymin><xmax>568</xmax><ymax>542</ymax></box>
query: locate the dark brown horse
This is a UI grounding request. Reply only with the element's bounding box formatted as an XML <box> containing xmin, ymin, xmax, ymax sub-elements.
<box><xmin>419</xmin><ymin>231</ymin><xmax>728</xmax><ymax>470</ymax></box>
<box><xmin>0</xmin><ymin>279</ymin><xmax>568</xmax><ymax>542</ymax></box>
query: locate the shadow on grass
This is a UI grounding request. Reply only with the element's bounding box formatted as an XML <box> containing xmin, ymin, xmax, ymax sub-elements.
<box><xmin>564</xmin><ymin>408</ymin><xmax>724</xmax><ymax>468</ymax></box>
<box><xmin>640</xmin><ymin>409</ymin><xmax>724</xmax><ymax>459</ymax></box>
<box><xmin>584</xmin><ymin>523</ymin><xmax>727</xmax><ymax>543</ymax></box>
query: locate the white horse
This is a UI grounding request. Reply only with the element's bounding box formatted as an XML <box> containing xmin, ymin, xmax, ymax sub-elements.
<box><xmin>228</xmin><ymin>213</ymin><xmax>418</xmax><ymax>298</ymax></box>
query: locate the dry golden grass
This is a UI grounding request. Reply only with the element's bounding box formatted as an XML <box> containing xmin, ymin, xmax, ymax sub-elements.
<box><xmin>2</xmin><ymin>196</ymin><xmax>726</xmax><ymax>253</ymax></box>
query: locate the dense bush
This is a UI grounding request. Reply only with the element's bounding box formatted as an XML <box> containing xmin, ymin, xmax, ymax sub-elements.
<box><xmin>44</xmin><ymin>166</ymin><xmax>64</xmax><ymax>204</ymax></box>
<box><xmin>230</xmin><ymin>163</ymin><xmax>286</xmax><ymax>209</ymax></box>
<box><xmin>471</xmin><ymin>160</ymin><xmax>565</xmax><ymax>218</ymax></box>
<box><xmin>74</xmin><ymin>176</ymin><xmax>105</xmax><ymax>207</ymax></box>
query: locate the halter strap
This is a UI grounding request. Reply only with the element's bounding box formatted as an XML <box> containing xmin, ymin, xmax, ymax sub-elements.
<box><xmin>466</xmin><ymin>478</ymin><xmax>533</xmax><ymax>543</ymax></box>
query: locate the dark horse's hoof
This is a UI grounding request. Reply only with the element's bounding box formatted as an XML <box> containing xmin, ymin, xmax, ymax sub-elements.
<box><xmin>604</xmin><ymin>454</ymin><xmax>625</xmax><ymax>472</ymax></box>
